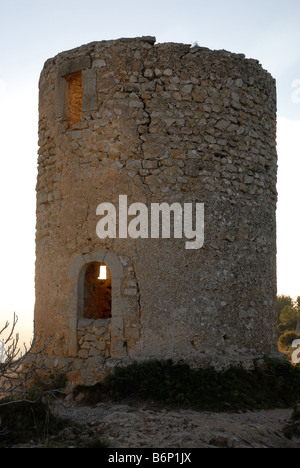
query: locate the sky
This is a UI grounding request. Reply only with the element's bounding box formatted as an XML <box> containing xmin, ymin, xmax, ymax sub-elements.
<box><xmin>0</xmin><ymin>0</ymin><xmax>299</xmax><ymax>346</ymax></box>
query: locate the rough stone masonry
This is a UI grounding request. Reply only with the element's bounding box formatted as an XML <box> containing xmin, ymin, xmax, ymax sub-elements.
<box><xmin>35</xmin><ymin>36</ymin><xmax>278</xmax><ymax>385</ymax></box>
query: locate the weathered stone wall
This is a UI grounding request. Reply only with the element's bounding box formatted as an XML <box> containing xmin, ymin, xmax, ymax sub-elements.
<box><xmin>77</xmin><ymin>318</ymin><xmax>111</xmax><ymax>359</ymax></box>
<box><xmin>35</xmin><ymin>37</ymin><xmax>278</xmax><ymax>384</ymax></box>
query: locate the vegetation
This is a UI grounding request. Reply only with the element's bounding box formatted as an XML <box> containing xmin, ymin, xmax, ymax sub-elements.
<box><xmin>0</xmin><ymin>313</ymin><xmax>66</xmax><ymax>403</ymax></box>
<box><xmin>277</xmin><ymin>295</ymin><xmax>300</xmax><ymax>359</ymax></box>
<box><xmin>74</xmin><ymin>357</ymin><xmax>300</xmax><ymax>412</ymax></box>
<box><xmin>0</xmin><ymin>394</ymin><xmax>67</xmax><ymax>446</ymax></box>
<box><xmin>283</xmin><ymin>407</ymin><xmax>300</xmax><ymax>440</ymax></box>
<box><xmin>0</xmin><ymin>393</ymin><xmax>108</xmax><ymax>447</ymax></box>
<box><xmin>0</xmin><ymin>313</ymin><xmax>107</xmax><ymax>447</ymax></box>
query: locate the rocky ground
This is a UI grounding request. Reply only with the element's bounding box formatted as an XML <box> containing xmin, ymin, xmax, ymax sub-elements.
<box><xmin>48</xmin><ymin>400</ymin><xmax>300</xmax><ymax>448</ymax></box>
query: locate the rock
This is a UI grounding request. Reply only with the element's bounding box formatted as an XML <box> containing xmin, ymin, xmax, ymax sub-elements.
<box><xmin>52</xmin><ymin>402</ymin><xmax>300</xmax><ymax>449</ymax></box>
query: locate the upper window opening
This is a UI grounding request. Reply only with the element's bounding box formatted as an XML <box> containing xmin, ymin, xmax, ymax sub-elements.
<box><xmin>83</xmin><ymin>262</ymin><xmax>112</xmax><ymax>320</ymax></box>
<box><xmin>65</xmin><ymin>70</ymin><xmax>82</xmax><ymax>127</ymax></box>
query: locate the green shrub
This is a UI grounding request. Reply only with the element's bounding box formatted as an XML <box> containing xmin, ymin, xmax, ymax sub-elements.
<box><xmin>278</xmin><ymin>305</ymin><xmax>299</xmax><ymax>333</ymax></box>
<box><xmin>74</xmin><ymin>357</ymin><xmax>300</xmax><ymax>412</ymax></box>
<box><xmin>278</xmin><ymin>331</ymin><xmax>300</xmax><ymax>353</ymax></box>
<box><xmin>0</xmin><ymin>394</ymin><xmax>67</xmax><ymax>445</ymax></box>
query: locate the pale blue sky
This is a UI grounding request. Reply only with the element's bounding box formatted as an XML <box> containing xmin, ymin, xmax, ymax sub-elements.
<box><xmin>0</xmin><ymin>0</ymin><xmax>299</xmax><ymax>344</ymax></box>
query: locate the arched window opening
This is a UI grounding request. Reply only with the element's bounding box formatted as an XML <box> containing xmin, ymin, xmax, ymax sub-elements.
<box><xmin>83</xmin><ymin>262</ymin><xmax>112</xmax><ymax>319</ymax></box>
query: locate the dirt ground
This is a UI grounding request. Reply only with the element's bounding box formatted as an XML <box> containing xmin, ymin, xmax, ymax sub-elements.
<box><xmin>53</xmin><ymin>400</ymin><xmax>300</xmax><ymax>448</ymax></box>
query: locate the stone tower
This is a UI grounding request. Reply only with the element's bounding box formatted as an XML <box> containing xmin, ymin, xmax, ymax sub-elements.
<box><xmin>35</xmin><ymin>37</ymin><xmax>278</xmax><ymax>384</ymax></box>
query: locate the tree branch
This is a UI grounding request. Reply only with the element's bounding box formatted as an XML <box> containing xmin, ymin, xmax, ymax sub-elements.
<box><xmin>0</xmin><ymin>314</ymin><xmax>67</xmax><ymax>405</ymax></box>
